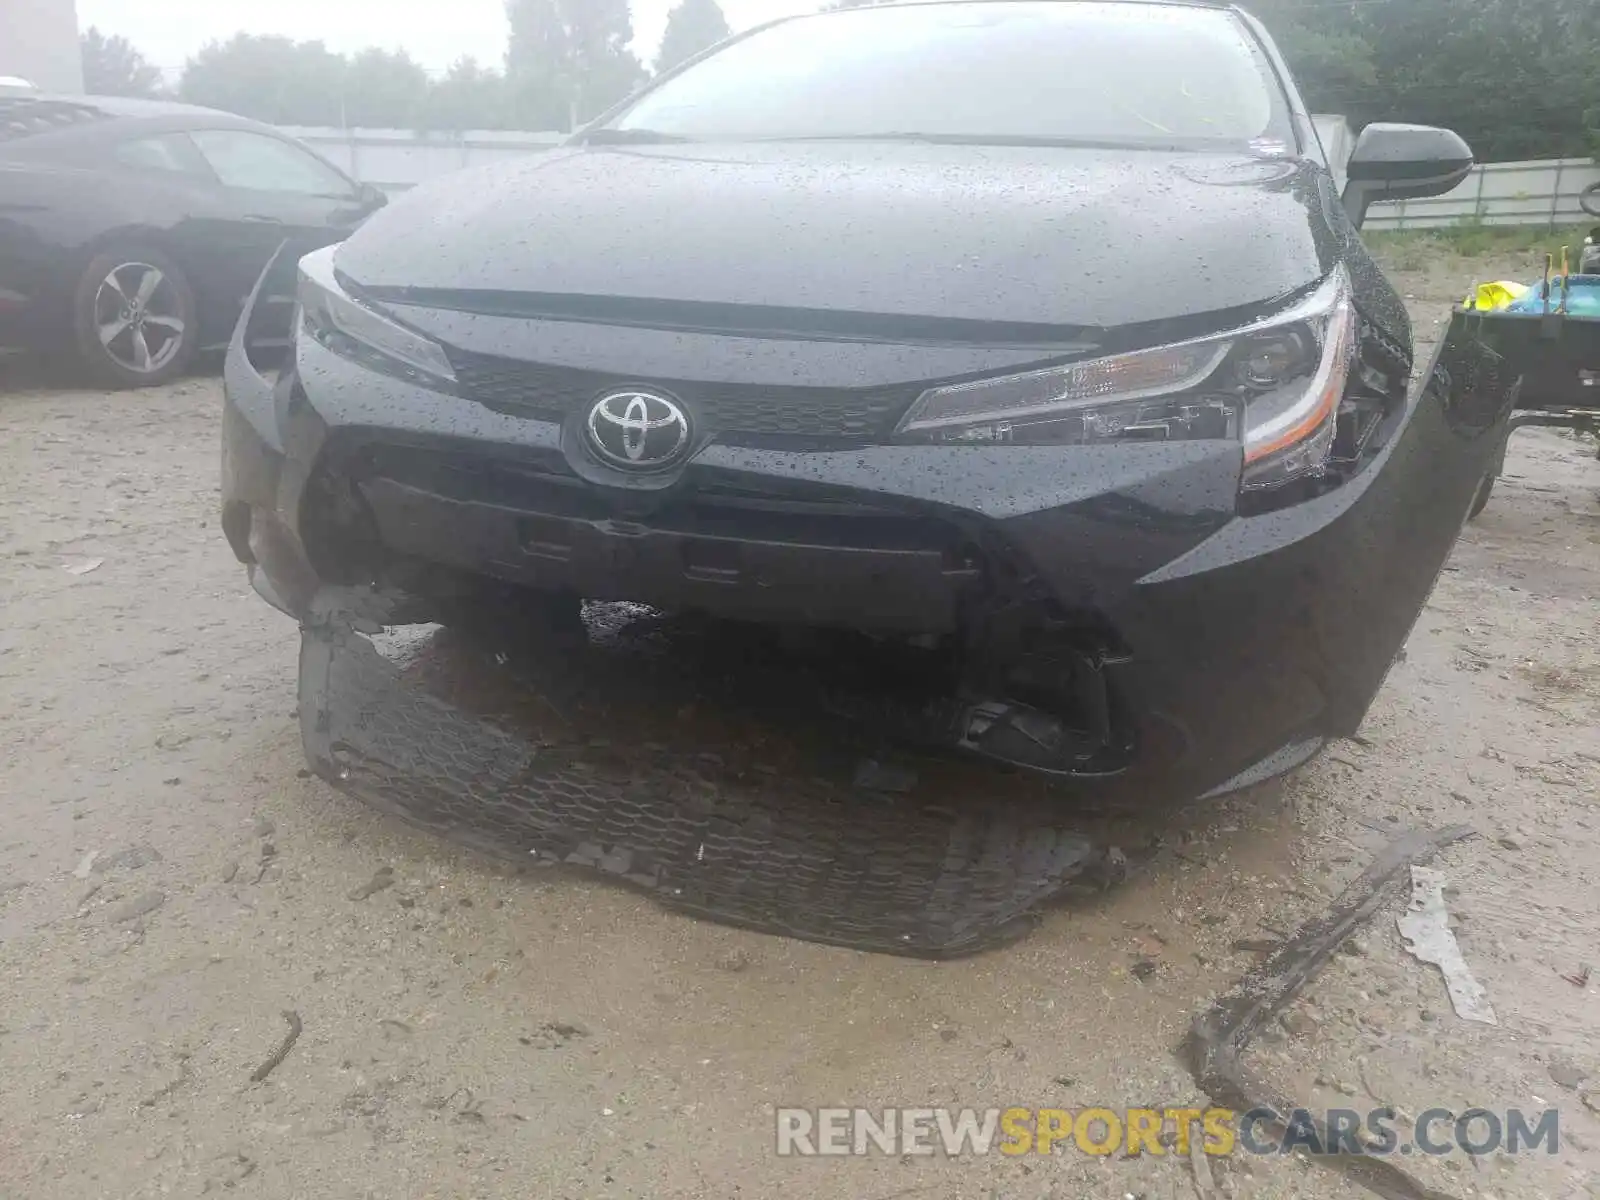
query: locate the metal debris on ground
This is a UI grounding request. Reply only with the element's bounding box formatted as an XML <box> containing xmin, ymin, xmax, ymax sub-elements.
<box><xmin>1185</xmin><ymin>825</ymin><xmax>1475</xmax><ymax>1200</ymax></box>
<box><xmin>249</xmin><ymin>1009</ymin><xmax>303</xmax><ymax>1083</ymax></box>
<box><xmin>1396</xmin><ymin>866</ymin><xmax>1497</xmax><ymax>1025</ymax></box>
<box><xmin>140</xmin><ymin>1054</ymin><xmax>194</xmax><ymax>1108</ymax></box>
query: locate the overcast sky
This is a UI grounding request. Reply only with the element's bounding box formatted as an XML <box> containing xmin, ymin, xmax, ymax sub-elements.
<box><xmin>75</xmin><ymin>0</ymin><xmax>824</xmax><ymax>82</ymax></box>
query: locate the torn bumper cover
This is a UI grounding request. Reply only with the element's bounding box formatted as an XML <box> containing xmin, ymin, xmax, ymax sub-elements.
<box><xmin>298</xmin><ymin>609</ymin><xmax>1105</xmax><ymax>955</ymax></box>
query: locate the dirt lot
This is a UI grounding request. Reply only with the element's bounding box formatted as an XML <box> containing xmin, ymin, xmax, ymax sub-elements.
<box><xmin>2</xmin><ymin>246</ymin><xmax>1598</xmax><ymax>1200</ymax></box>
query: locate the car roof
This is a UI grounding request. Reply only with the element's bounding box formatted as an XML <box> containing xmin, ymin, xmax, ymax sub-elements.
<box><xmin>0</xmin><ymin>91</ymin><xmax>265</xmax><ymax>143</ymax></box>
<box><xmin>9</xmin><ymin>91</ymin><xmax>242</xmax><ymax>120</ymax></box>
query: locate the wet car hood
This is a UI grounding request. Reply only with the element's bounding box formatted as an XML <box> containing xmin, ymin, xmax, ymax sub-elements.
<box><xmin>336</xmin><ymin>142</ymin><xmax>1340</xmax><ymax>333</ymax></box>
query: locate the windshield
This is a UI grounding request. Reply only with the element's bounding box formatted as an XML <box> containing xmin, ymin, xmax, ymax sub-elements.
<box><xmin>609</xmin><ymin>1</ymin><xmax>1293</xmax><ymax>151</ymax></box>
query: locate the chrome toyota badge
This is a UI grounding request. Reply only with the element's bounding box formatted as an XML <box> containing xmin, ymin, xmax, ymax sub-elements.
<box><xmin>585</xmin><ymin>389</ymin><xmax>691</xmax><ymax>469</ymax></box>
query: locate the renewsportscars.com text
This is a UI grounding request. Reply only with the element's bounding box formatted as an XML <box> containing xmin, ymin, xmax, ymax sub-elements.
<box><xmin>775</xmin><ymin>1106</ymin><xmax>1560</xmax><ymax>1158</ymax></box>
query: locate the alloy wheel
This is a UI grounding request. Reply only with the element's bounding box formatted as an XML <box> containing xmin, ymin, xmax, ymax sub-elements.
<box><xmin>92</xmin><ymin>262</ymin><xmax>186</xmax><ymax>375</ymax></box>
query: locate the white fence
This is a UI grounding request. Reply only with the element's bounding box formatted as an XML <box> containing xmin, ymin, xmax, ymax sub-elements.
<box><xmin>279</xmin><ymin>126</ymin><xmax>565</xmax><ymax>194</ymax></box>
<box><xmin>1364</xmin><ymin>158</ymin><xmax>1600</xmax><ymax>231</ymax></box>
<box><xmin>283</xmin><ymin>125</ymin><xmax>1600</xmax><ymax>233</ymax></box>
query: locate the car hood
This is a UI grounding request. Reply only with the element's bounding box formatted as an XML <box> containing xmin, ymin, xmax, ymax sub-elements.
<box><xmin>336</xmin><ymin>142</ymin><xmax>1342</xmax><ymax>335</ymax></box>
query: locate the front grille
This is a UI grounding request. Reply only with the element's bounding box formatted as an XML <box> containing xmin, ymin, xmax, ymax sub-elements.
<box><xmin>338</xmin><ymin>440</ymin><xmax>967</xmax><ymax>558</ymax></box>
<box><xmin>329</xmin><ymin>441</ymin><xmax>972</xmax><ymax>579</ymax></box>
<box><xmin>447</xmin><ymin>349</ymin><xmax>919</xmax><ymax>443</ymax></box>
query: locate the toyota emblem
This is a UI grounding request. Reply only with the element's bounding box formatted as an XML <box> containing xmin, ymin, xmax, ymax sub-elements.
<box><xmin>585</xmin><ymin>389</ymin><xmax>692</xmax><ymax>470</ymax></box>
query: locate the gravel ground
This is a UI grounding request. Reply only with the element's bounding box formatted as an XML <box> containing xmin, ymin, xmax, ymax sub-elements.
<box><xmin>1</xmin><ymin>246</ymin><xmax>1598</xmax><ymax>1200</ymax></box>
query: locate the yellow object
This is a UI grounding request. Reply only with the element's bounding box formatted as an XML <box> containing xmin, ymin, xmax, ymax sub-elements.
<box><xmin>1465</xmin><ymin>281</ymin><xmax>1529</xmax><ymax>310</ymax></box>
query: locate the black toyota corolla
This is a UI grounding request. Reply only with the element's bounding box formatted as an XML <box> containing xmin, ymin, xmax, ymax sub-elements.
<box><xmin>223</xmin><ymin>0</ymin><xmax>1509</xmax><ymax>805</ymax></box>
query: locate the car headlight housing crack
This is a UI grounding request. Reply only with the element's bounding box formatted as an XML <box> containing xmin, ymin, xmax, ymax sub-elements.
<box><xmin>296</xmin><ymin>246</ymin><xmax>457</xmax><ymax>394</ymax></box>
<box><xmin>894</xmin><ymin>268</ymin><xmax>1357</xmax><ymax>491</ymax></box>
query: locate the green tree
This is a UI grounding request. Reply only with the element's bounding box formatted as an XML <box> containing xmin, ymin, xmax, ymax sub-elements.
<box><xmin>1249</xmin><ymin>0</ymin><xmax>1598</xmax><ymax>162</ymax></box>
<box><xmin>80</xmin><ymin>27</ymin><xmax>163</xmax><ymax>98</ymax></box>
<box><xmin>657</xmin><ymin>0</ymin><xmax>732</xmax><ymax>73</ymax></box>
<box><xmin>505</xmin><ymin>0</ymin><xmax>647</xmax><ymax>129</ymax></box>
<box><xmin>420</xmin><ymin>57</ymin><xmax>512</xmax><ymax>131</ymax></box>
<box><xmin>342</xmin><ymin>48</ymin><xmax>430</xmax><ymax>128</ymax></box>
<box><xmin>179</xmin><ymin>35</ymin><xmax>346</xmax><ymax>125</ymax></box>
<box><xmin>503</xmin><ymin>0</ymin><xmax>569</xmax><ymax>129</ymax></box>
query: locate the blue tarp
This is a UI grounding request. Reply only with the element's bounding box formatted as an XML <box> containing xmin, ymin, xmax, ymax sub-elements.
<box><xmin>1505</xmin><ymin>275</ymin><xmax>1600</xmax><ymax>317</ymax></box>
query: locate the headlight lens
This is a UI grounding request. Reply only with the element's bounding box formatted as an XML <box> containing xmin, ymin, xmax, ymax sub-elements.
<box><xmin>296</xmin><ymin>247</ymin><xmax>457</xmax><ymax>393</ymax></box>
<box><xmin>894</xmin><ymin>268</ymin><xmax>1357</xmax><ymax>491</ymax></box>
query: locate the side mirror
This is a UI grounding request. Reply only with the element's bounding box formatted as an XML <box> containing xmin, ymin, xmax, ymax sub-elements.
<box><xmin>1341</xmin><ymin>123</ymin><xmax>1473</xmax><ymax>229</ymax></box>
<box><xmin>354</xmin><ymin>181</ymin><xmax>387</xmax><ymax>212</ymax></box>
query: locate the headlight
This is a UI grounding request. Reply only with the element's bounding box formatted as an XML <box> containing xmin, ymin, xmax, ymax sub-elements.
<box><xmin>894</xmin><ymin>268</ymin><xmax>1357</xmax><ymax>491</ymax></box>
<box><xmin>296</xmin><ymin>247</ymin><xmax>457</xmax><ymax>393</ymax></box>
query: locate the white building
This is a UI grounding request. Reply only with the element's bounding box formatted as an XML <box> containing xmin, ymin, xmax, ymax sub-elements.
<box><xmin>0</xmin><ymin>0</ymin><xmax>84</xmax><ymax>92</ymax></box>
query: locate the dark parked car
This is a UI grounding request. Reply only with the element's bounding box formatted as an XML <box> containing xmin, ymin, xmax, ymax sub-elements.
<box><xmin>0</xmin><ymin>92</ymin><xmax>384</xmax><ymax>386</ymax></box>
<box><xmin>224</xmin><ymin>0</ymin><xmax>1506</xmax><ymax>809</ymax></box>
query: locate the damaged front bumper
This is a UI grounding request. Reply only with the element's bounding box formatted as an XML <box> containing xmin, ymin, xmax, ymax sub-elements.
<box><xmin>225</xmin><ymin>264</ymin><xmax>1516</xmax><ymax>950</ymax></box>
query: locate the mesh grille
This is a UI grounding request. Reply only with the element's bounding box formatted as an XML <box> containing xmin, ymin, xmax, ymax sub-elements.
<box><xmin>448</xmin><ymin>349</ymin><xmax>919</xmax><ymax>442</ymax></box>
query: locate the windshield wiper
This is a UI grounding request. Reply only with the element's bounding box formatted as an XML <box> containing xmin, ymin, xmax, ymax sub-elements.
<box><xmin>572</xmin><ymin>127</ymin><xmax>695</xmax><ymax>145</ymax></box>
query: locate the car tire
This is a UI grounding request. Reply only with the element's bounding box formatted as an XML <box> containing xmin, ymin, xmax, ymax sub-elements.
<box><xmin>71</xmin><ymin>244</ymin><xmax>198</xmax><ymax>389</ymax></box>
<box><xmin>1467</xmin><ymin>470</ymin><xmax>1495</xmax><ymax>521</ymax></box>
